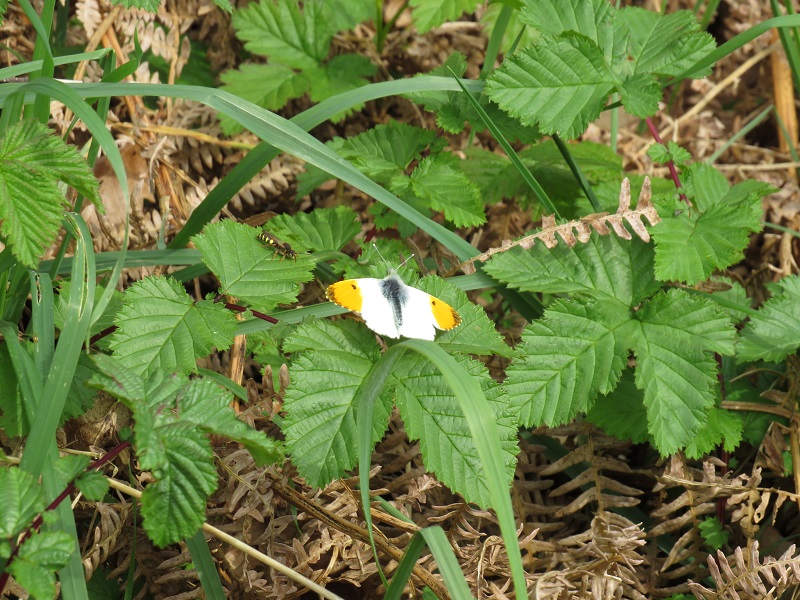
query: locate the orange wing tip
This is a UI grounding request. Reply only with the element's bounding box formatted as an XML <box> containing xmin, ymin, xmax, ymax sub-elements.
<box><xmin>326</xmin><ymin>280</ymin><xmax>363</xmax><ymax>312</ymax></box>
<box><xmin>430</xmin><ymin>297</ymin><xmax>461</xmax><ymax>330</ymax></box>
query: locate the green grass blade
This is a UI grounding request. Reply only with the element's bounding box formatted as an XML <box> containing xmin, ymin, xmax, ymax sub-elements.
<box><xmin>397</xmin><ymin>340</ymin><xmax>527</xmax><ymax>598</ymax></box>
<box><xmin>21</xmin><ymin>214</ymin><xmax>95</xmax><ymax>476</ymax></box>
<box><xmin>355</xmin><ymin>346</ymin><xmax>408</xmax><ymax>588</ymax></box>
<box><xmin>169</xmin><ymin>76</ymin><xmax>484</xmax><ymax>249</ymax></box>
<box><xmin>0</xmin><ymin>49</ymin><xmax>111</xmax><ymax>79</ymax></box>
<box><xmin>706</xmin><ymin>104</ymin><xmax>774</xmax><ymax>164</ymax></box>
<box><xmin>770</xmin><ymin>0</ymin><xmax>800</xmax><ymax>93</ymax></box>
<box><xmin>669</xmin><ymin>13</ymin><xmax>800</xmax><ymax>83</ymax></box>
<box><xmin>482</xmin><ymin>4</ymin><xmax>512</xmax><ymax>79</ymax></box>
<box><xmin>186</xmin><ymin>531</ymin><xmax>226</xmax><ymax>600</ymax></box>
<box><xmin>450</xmin><ymin>70</ymin><xmax>558</xmax><ymax>217</ymax></box>
<box><xmin>552</xmin><ymin>133</ymin><xmax>602</xmax><ymax>212</ymax></box>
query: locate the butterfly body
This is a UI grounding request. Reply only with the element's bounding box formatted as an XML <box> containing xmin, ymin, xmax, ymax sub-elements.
<box><xmin>257</xmin><ymin>231</ymin><xmax>297</xmax><ymax>261</ymax></box>
<box><xmin>326</xmin><ymin>271</ymin><xmax>461</xmax><ymax>340</ymax></box>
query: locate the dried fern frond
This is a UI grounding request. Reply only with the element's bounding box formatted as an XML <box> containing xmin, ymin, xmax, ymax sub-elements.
<box><xmin>461</xmin><ymin>177</ymin><xmax>660</xmax><ymax>270</ymax></box>
<box><xmin>538</xmin><ymin>434</ymin><xmax>643</xmax><ymax>518</ymax></box>
<box><xmin>689</xmin><ymin>541</ymin><xmax>800</xmax><ymax>600</ymax></box>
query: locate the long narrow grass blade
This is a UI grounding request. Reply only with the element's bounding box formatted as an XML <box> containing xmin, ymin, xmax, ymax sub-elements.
<box><xmin>450</xmin><ymin>70</ymin><xmax>558</xmax><ymax>217</ymax></box>
<box><xmin>186</xmin><ymin>531</ymin><xmax>226</xmax><ymax>600</ymax></box>
<box><xmin>398</xmin><ymin>340</ymin><xmax>527</xmax><ymax>598</ymax></box>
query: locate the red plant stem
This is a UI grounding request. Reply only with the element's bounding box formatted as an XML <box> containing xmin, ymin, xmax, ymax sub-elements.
<box><xmin>644</xmin><ymin>117</ymin><xmax>689</xmax><ymax>204</ymax></box>
<box><xmin>0</xmin><ymin>441</ymin><xmax>132</xmax><ymax>595</ymax></box>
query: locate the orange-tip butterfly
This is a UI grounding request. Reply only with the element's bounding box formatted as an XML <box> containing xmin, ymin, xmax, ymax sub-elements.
<box><xmin>325</xmin><ymin>251</ymin><xmax>461</xmax><ymax>341</ymax></box>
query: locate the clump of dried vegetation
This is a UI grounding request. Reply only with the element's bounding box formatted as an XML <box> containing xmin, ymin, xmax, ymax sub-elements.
<box><xmin>4</xmin><ymin>0</ymin><xmax>800</xmax><ymax>598</ymax></box>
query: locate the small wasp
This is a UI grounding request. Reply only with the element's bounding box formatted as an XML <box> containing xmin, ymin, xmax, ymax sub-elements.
<box><xmin>257</xmin><ymin>231</ymin><xmax>297</xmax><ymax>261</ymax></box>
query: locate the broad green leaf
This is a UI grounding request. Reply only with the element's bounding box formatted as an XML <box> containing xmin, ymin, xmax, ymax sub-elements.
<box><xmin>10</xmin><ymin>531</ymin><xmax>74</xmax><ymax>600</ymax></box>
<box><xmin>518</xmin><ymin>0</ymin><xmax>614</xmax><ymax>50</ymax></box>
<box><xmin>193</xmin><ymin>220</ymin><xmax>315</xmax><ymax>310</ymax></box>
<box><xmin>464</xmin><ymin>141</ymin><xmax>621</xmax><ymax>209</ymax></box>
<box><xmin>738</xmin><ymin>275</ymin><xmax>800</xmax><ymax>362</ymax></box>
<box><xmin>75</xmin><ymin>470</ymin><xmax>110</xmax><ymax>501</ymax></box>
<box><xmin>178</xmin><ymin>378</ymin><xmax>283</xmax><ymax>465</ymax></box>
<box><xmin>406</xmin><ymin>154</ymin><xmax>485</xmax><ymax>228</ymax></box>
<box><xmin>707</xmin><ymin>277</ymin><xmax>751</xmax><ymax>324</ymax></box>
<box><xmin>404</xmin><ymin>53</ymin><xmax>468</xmax><ymax>132</ymax></box>
<box><xmin>635</xmin><ymin>289</ymin><xmax>735</xmax><ymax>356</ymax></box>
<box><xmin>0</xmin><ymin>467</ymin><xmax>44</xmax><ymax>538</ymax></box>
<box><xmin>282</xmin><ymin>320</ymin><xmax>393</xmax><ymax>487</ymax></box>
<box><xmin>627</xmin><ymin>291</ymin><xmax>727</xmax><ymax>454</ymax></box>
<box><xmin>109</xmin><ymin>275</ymin><xmax>238</xmax><ymax>375</ymax></box>
<box><xmin>485</xmin><ymin>234</ymin><xmax>661</xmax><ymax>307</ymax></box>
<box><xmin>652</xmin><ymin>194</ymin><xmax>764</xmax><ymax>285</ymax></box>
<box><xmin>486</xmin><ymin>32</ymin><xmax>617</xmax><ymax>139</ymax></box>
<box><xmin>339</xmin><ymin>121</ymin><xmax>438</xmax><ymax>182</ymax></box>
<box><xmin>232</xmin><ymin>0</ymin><xmax>333</xmax><ymax>69</ymax></box>
<box><xmin>586</xmin><ymin>370</ymin><xmax>651</xmax><ymax>445</ymax></box>
<box><xmin>306</xmin><ymin>54</ymin><xmax>377</xmax><ymax>121</ymax></box>
<box><xmin>139</xmin><ymin>422</ymin><xmax>218</xmax><ymax>547</ymax></box>
<box><xmin>54</xmin><ymin>454</ymin><xmax>91</xmax><ymax>484</ymax></box>
<box><xmin>0</xmin><ymin>120</ymin><xmax>99</xmax><ymax>267</ymax></box>
<box><xmin>684</xmin><ymin>406</ymin><xmax>743</xmax><ymax>459</ymax></box>
<box><xmin>267</xmin><ymin>206</ymin><xmax>361</xmax><ymax>252</ymax></box>
<box><xmin>325</xmin><ymin>0</ymin><xmax>373</xmax><ymax>31</ymax></box>
<box><xmin>617</xmin><ymin>7</ymin><xmax>716</xmax><ymax>77</ymax></box>
<box><xmin>409</xmin><ymin>0</ymin><xmax>481</xmax><ymax>33</ymax></box>
<box><xmin>618</xmin><ymin>72</ymin><xmax>661</xmax><ymax>117</ymax></box>
<box><xmin>504</xmin><ymin>297</ymin><xmax>629</xmax><ymax>427</ymax></box>
<box><xmin>393</xmin><ymin>353</ymin><xmax>518</xmax><ymax>507</ymax></box>
<box><xmin>219</xmin><ymin>64</ymin><xmax>309</xmax><ymax>135</ymax></box>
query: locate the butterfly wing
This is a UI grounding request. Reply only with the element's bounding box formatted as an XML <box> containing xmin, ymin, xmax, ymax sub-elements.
<box><xmin>326</xmin><ymin>278</ymin><xmax>402</xmax><ymax>338</ymax></box>
<box><xmin>397</xmin><ymin>285</ymin><xmax>461</xmax><ymax>341</ymax></box>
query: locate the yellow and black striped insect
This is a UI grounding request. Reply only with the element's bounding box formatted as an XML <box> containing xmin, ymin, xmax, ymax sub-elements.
<box><xmin>257</xmin><ymin>231</ymin><xmax>297</xmax><ymax>261</ymax></box>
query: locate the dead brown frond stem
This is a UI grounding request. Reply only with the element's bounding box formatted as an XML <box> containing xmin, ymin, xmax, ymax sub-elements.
<box><xmin>689</xmin><ymin>541</ymin><xmax>800</xmax><ymax>599</ymax></box>
<box><xmin>459</xmin><ymin>177</ymin><xmax>660</xmax><ymax>271</ymax></box>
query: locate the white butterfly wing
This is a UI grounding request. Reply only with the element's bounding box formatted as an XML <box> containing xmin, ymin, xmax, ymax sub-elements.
<box><xmin>397</xmin><ymin>285</ymin><xmax>438</xmax><ymax>340</ymax></box>
<box><xmin>352</xmin><ymin>278</ymin><xmax>402</xmax><ymax>338</ymax></box>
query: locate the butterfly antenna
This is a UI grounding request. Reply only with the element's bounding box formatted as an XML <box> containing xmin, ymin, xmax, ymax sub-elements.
<box><xmin>372</xmin><ymin>243</ymin><xmax>414</xmax><ymax>273</ymax></box>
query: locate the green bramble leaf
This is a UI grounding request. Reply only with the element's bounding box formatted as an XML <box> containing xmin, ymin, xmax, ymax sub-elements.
<box><xmin>139</xmin><ymin>422</ymin><xmax>218</xmax><ymax>547</ymax></box>
<box><xmin>90</xmin><ymin>355</ymin><xmax>280</xmax><ymax>545</ymax></box>
<box><xmin>627</xmin><ymin>290</ymin><xmax>733</xmax><ymax>454</ymax></box>
<box><xmin>518</xmin><ymin>0</ymin><xmax>617</xmax><ymax>53</ymax></box>
<box><xmin>0</xmin><ymin>120</ymin><xmax>100</xmax><ymax>268</ymax></box>
<box><xmin>484</xmin><ymin>234</ymin><xmax>661</xmax><ymax>307</ymax></box>
<box><xmin>586</xmin><ymin>370</ymin><xmax>652</xmax><ymax>445</ymax></box>
<box><xmin>486</xmin><ymin>32</ymin><xmax>616</xmax><ymax>139</ymax></box>
<box><xmin>406</xmin><ymin>154</ymin><xmax>485</xmax><ymax>228</ymax></box>
<box><xmin>464</xmin><ymin>140</ymin><xmax>621</xmax><ymax>209</ymax></box>
<box><xmin>738</xmin><ymin>275</ymin><xmax>800</xmax><ymax>363</ymax></box>
<box><xmin>684</xmin><ymin>406</ymin><xmax>743</xmax><ymax>459</ymax></box>
<box><xmin>617</xmin><ymin>72</ymin><xmax>661</xmax><ymax>117</ymax></box>
<box><xmin>219</xmin><ymin>64</ymin><xmax>309</xmax><ymax>135</ymax></box>
<box><xmin>54</xmin><ymin>455</ymin><xmax>91</xmax><ymax>484</ymax></box>
<box><xmin>282</xmin><ymin>320</ymin><xmax>393</xmax><ymax>487</ymax></box>
<box><xmin>698</xmin><ymin>517</ymin><xmax>729</xmax><ymax>551</ymax></box>
<box><xmin>268</xmin><ymin>206</ymin><xmax>362</xmax><ymax>253</ymax></box>
<box><xmin>647</xmin><ymin>141</ymin><xmax>692</xmax><ymax>167</ymax></box>
<box><xmin>617</xmin><ymin>7</ymin><xmax>716</xmax><ymax>77</ymax></box>
<box><xmin>9</xmin><ymin>530</ymin><xmax>75</xmax><ymax>600</ymax></box>
<box><xmin>192</xmin><ymin>220</ymin><xmax>315</xmax><ymax>311</ymax></box>
<box><xmin>409</xmin><ymin>0</ymin><xmax>481</xmax><ymax>33</ymax></box>
<box><xmin>232</xmin><ymin>0</ymin><xmax>333</xmax><ymax>69</ymax></box>
<box><xmin>503</xmin><ymin>297</ymin><xmax>629</xmax><ymax>427</ymax></box>
<box><xmin>393</xmin><ymin>353</ymin><xmax>518</xmax><ymax>507</ymax></box>
<box><xmin>109</xmin><ymin>275</ymin><xmax>238</xmax><ymax>376</ymax></box>
<box><xmin>651</xmin><ymin>165</ymin><xmax>771</xmax><ymax>285</ymax></box>
<box><xmin>0</xmin><ymin>467</ymin><xmax>44</xmax><ymax>539</ymax></box>
<box><xmin>75</xmin><ymin>470</ymin><xmax>110</xmax><ymax>501</ymax></box>
<box><xmin>306</xmin><ymin>54</ymin><xmax>377</xmax><ymax>121</ymax></box>
<box><xmin>339</xmin><ymin>121</ymin><xmax>438</xmax><ymax>182</ymax></box>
